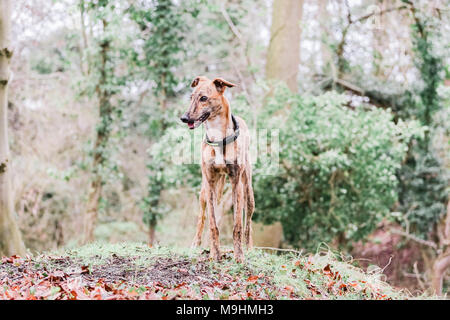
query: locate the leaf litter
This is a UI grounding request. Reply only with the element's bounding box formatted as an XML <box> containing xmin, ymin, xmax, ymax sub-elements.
<box><xmin>0</xmin><ymin>249</ymin><xmax>412</xmax><ymax>300</ymax></box>
<box><xmin>1</xmin><ymin>251</ymin><xmax>293</xmax><ymax>300</ymax></box>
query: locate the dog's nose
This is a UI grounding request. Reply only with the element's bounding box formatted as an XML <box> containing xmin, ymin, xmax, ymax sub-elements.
<box><xmin>180</xmin><ymin>113</ymin><xmax>189</xmax><ymax>123</ymax></box>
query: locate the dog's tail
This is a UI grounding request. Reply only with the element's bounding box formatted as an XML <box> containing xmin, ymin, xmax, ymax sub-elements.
<box><xmin>243</xmin><ymin>166</ymin><xmax>255</xmax><ymax>248</ymax></box>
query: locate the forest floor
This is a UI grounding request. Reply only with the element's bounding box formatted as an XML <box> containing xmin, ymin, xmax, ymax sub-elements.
<box><xmin>0</xmin><ymin>242</ymin><xmax>431</xmax><ymax>300</ymax></box>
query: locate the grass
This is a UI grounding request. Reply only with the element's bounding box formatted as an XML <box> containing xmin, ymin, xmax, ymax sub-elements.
<box><xmin>31</xmin><ymin>242</ymin><xmax>432</xmax><ymax>300</ymax></box>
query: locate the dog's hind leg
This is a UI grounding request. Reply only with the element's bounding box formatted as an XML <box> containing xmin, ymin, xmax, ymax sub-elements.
<box><xmin>243</xmin><ymin>166</ymin><xmax>255</xmax><ymax>249</ymax></box>
<box><xmin>192</xmin><ymin>187</ymin><xmax>207</xmax><ymax>248</ymax></box>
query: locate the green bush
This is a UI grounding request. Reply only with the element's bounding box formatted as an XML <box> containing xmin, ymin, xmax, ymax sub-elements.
<box><xmin>253</xmin><ymin>86</ymin><xmax>422</xmax><ymax>249</ymax></box>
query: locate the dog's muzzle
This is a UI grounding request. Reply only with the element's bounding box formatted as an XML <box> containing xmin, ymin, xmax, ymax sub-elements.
<box><xmin>180</xmin><ymin>112</ymin><xmax>210</xmax><ymax>130</ymax></box>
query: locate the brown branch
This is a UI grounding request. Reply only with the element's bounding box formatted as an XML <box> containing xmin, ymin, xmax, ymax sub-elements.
<box><xmin>220</xmin><ymin>1</ymin><xmax>257</xmax><ymax>83</ymax></box>
<box><xmin>413</xmin><ymin>261</ymin><xmax>427</xmax><ymax>291</ymax></box>
<box><xmin>220</xmin><ymin>2</ymin><xmax>243</xmax><ymax>41</ymax></box>
<box><xmin>353</xmin><ymin>5</ymin><xmax>408</xmax><ymax>25</ymax></box>
<box><xmin>344</xmin><ymin>0</ymin><xmax>352</xmax><ymax>24</ymax></box>
<box><xmin>334</xmin><ymin>78</ymin><xmax>365</xmax><ymax>94</ymax></box>
<box><xmin>390</xmin><ymin>228</ymin><xmax>438</xmax><ymax>250</ymax></box>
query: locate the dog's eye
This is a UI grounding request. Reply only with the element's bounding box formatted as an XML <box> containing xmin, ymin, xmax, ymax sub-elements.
<box><xmin>200</xmin><ymin>96</ymin><xmax>208</xmax><ymax>102</ymax></box>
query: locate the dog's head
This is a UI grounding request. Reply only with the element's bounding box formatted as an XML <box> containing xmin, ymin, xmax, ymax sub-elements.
<box><xmin>180</xmin><ymin>76</ymin><xmax>236</xmax><ymax>129</ymax></box>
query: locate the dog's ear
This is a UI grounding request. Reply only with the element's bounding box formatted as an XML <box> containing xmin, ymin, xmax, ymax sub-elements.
<box><xmin>191</xmin><ymin>77</ymin><xmax>201</xmax><ymax>88</ymax></box>
<box><xmin>213</xmin><ymin>78</ymin><xmax>236</xmax><ymax>94</ymax></box>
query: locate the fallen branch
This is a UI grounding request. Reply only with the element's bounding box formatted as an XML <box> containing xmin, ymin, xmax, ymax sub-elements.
<box><xmin>254</xmin><ymin>246</ymin><xmax>303</xmax><ymax>256</ymax></box>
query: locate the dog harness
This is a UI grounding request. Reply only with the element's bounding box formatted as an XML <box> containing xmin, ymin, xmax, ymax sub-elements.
<box><xmin>205</xmin><ymin>114</ymin><xmax>240</xmax><ymax>148</ymax></box>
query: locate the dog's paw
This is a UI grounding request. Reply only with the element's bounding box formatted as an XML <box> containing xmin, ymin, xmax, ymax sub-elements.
<box><xmin>191</xmin><ymin>242</ymin><xmax>201</xmax><ymax>249</ymax></box>
<box><xmin>233</xmin><ymin>251</ymin><xmax>245</xmax><ymax>263</ymax></box>
<box><xmin>210</xmin><ymin>249</ymin><xmax>221</xmax><ymax>261</ymax></box>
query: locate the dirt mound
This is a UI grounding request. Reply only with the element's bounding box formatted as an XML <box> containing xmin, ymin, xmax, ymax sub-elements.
<box><xmin>0</xmin><ymin>244</ymin><xmax>419</xmax><ymax>300</ymax></box>
<box><xmin>0</xmin><ymin>251</ymin><xmax>284</xmax><ymax>299</ymax></box>
<box><xmin>87</xmin><ymin>255</ymin><xmax>216</xmax><ymax>286</ymax></box>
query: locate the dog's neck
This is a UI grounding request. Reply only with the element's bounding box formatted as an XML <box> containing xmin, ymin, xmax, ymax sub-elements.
<box><xmin>204</xmin><ymin>96</ymin><xmax>234</xmax><ymax>141</ymax></box>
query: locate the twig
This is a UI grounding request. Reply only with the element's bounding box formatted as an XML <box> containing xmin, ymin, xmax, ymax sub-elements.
<box><xmin>413</xmin><ymin>261</ymin><xmax>426</xmax><ymax>291</ymax></box>
<box><xmin>381</xmin><ymin>255</ymin><xmax>393</xmax><ymax>273</ymax></box>
<box><xmin>220</xmin><ymin>2</ymin><xmax>243</xmax><ymax>42</ymax></box>
<box><xmin>353</xmin><ymin>5</ymin><xmax>408</xmax><ymax>25</ymax></box>
<box><xmin>220</xmin><ymin>1</ymin><xmax>257</xmax><ymax>83</ymax></box>
<box><xmin>344</xmin><ymin>0</ymin><xmax>352</xmax><ymax>24</ymax></box>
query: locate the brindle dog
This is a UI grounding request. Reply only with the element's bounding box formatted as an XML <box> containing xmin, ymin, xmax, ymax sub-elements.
<box><xmin>180</xmin><ymin>76</ymin><xmax>255</xmax><ymax>262</ymax></box>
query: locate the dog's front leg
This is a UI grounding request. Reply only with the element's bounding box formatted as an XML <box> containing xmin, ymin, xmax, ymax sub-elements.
<box><xmin>206</xmin><ymin>183</ymin><xmax>221</xmax><ymax>261</ymax></box>
<box><xmin>231</xmin><ymin>177</ymin><xmax>245</xmax><ymax>263</ymax></box>
<box><xmin>192</xmin><ymin>188</ymin><xmax>207</xmax><ymax>248</ymax></box>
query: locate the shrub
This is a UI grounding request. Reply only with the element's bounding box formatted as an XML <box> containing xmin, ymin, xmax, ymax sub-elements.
<box><xmin>253</xmin><ymin>87</ymin><xmax>422</xmax><ymax>249</ymax></box>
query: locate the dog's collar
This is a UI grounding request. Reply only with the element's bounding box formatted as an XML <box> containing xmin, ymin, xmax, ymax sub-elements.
<box><xmin>205</xmin><ymin>114</ymin><xmax>240</xmax><ymax>148</ymax></box>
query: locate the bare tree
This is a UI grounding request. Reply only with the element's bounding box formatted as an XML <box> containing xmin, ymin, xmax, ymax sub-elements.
<box><xmin>0</xmin><ymin>0</ymin><xmax>26</xmax><ymax>256</ymax></box>
<box><xmin>266</xmin><ymin>0</ymin><xmax>304</xmax><ymax>92</ymax></box>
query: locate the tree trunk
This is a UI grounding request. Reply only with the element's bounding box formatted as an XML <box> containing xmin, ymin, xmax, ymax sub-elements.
<box><xmin>266</xmin><ymin>0</ymin><xmax>304</xmax><ymax>92</ymax></box>
<box><xmin>432</xmin><ymin>248</ymin><xmax>450</xmax><ymax>296</ymax></box>
<box><xmin>79</xmin><ymin>0</ymin><xmax>90</xmax><ymax>76</ymax></box>
<box><xmin>432</xmin><ymin>200</ymin><xmax>450</xmax><ymax>295</ymax></box>
<box><xmin>82</xmin><ymin>20</ymin><xmax>112</xmax><ymax>244</ymax></box>
<box><xmin>148</xmin><ymin>220</ymin><xmax>156</xmax><ymax>246</ymax></box>
<box><xmin>83</xmin><ymin>173</ymin><xmax>102</xmax><ymax>243</ymax></box>
<box><xmin>0</xmin><ymin>0</ymin><xmax>26</xmax><ymax>257</ymax></box>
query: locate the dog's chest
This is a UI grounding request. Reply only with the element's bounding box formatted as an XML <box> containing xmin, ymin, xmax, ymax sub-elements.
<box><xmin>202</xmin><ymin>143</ymin><xmax>241</xmax><ymax>165</ymax></box>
